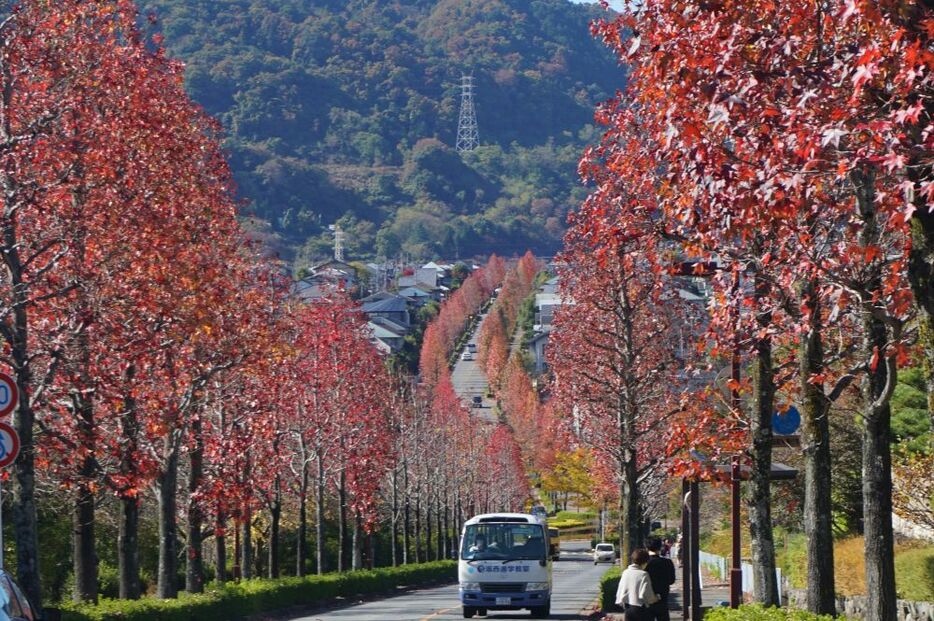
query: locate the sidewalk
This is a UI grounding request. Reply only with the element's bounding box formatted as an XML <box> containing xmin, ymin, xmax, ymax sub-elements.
<box><xmin>602</xmin><ymin>564</ymin><xmax>732</xmax><ymax>620</ymax></box>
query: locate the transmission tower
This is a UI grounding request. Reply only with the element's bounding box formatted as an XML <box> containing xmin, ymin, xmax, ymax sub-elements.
<box><xmin>456</xmin><ymin>74</ymin><xmax>479</xmax><ymax>152</ymax></box>
<box><xmin>333</xmin><ymin>225</ymin><xmax>345</xmax><ymax>262</ymax></box>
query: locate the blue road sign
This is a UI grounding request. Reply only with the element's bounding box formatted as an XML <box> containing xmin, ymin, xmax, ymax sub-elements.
<box><xmin>773</xmin><ymin>405</ymin><xmax>801</xmax><ymax>436</ymax></box>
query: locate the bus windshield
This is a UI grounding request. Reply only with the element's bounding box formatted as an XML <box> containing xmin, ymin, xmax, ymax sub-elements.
<box><xmin>461</xmin><ymin>522</ymin><xmax>546</xmax><ymax>561</ymax></box>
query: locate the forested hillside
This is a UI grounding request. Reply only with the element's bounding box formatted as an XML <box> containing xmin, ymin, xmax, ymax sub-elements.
<box><xmin>140</xmin><ymin>0</ymin><xmax>623</xmax><ymax>264</ymax></box>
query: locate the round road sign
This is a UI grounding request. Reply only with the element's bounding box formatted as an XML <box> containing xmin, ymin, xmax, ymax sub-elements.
<box><xmin>0</xmin><ymin>372</ymin><xmax>18</xmax><ymax>417</ymax></box>
<box><xmin>0</xmin><ymin>422</ymin><xmax>19</xmax><ymax>468</ymax></box>
<box><xmin>773</xmin><ymin>405</ymin><xmax>801</xmax><ymax>436</ymax></box>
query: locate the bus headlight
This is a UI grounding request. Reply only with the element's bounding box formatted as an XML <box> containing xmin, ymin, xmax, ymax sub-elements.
<box><xmin>460</xmin><ymin>582</ymin><xmax>480</xmax><ymax>591</ymax></box>
<box><xmin>525</xmin><ymin>582</ymin><xmax>550</xmax><ymax>592</ymax></box>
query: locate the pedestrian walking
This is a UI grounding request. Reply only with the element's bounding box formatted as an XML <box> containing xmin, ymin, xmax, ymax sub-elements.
<box><xmin>615</xmin><ymin>548</ymin><xmax>658</xmax><ymax>621</ymax></box>
<box><xmin>646</xmin><ymin>538</ymin><xmax>676</xmax><ymax>621</ymax></box>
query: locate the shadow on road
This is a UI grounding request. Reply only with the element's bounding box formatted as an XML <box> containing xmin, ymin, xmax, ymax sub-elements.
<box><xmin>474</xmin><ymin>612</ymin><xmax>593</xmax><ymax>621</ymax></box>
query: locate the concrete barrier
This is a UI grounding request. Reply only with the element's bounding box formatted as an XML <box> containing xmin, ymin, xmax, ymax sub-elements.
<box><xmin>786</xmin><ymin>588</ymin><xmax>934</xmax><ymax>620</ymax></box>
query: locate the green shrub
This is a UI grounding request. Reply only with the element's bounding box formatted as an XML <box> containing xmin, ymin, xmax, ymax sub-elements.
<box><xmin>704</xmin><ymin>604</ymin><xmax>846</xmax><ymax>621</ymax></box>
<box><xmin>59</xmin><ymin>561</ymin><xmax>456</xmax><ymax>621</ymax></box>
<box><xmin>599</xmin><ymin>566</ymin><xmax>622</xmax><ymax>612</ymax></box>
<box><xmin>553</xmin><ymin>510</ymin><xmax>596</xmax><ymax>522</ymax></box>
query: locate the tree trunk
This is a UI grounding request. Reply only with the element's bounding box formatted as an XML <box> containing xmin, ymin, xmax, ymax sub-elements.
<box><xmin>297</xmin><ymin>465</ymin><xmax>308</xmax><ymax>577</ymax></box>
<box><xmin>860</xmin><ymin>312</ymin><xmax>897</xmax><ymax>621</ymax></box>
<box><xmin>118</xmin><ymin>370</ymin><xmax>141</xmax><ymax>599</ymax></box>
<box><xmin>215</xmin><ymin>509</ymin><xmax>227</xmax><ymax>585</ymax></box>
<box><xmin>316</xmin><ymin>455</ymin><xmax>326</xmax><ymax>575</ymax></box>
<box><xmin>443</xmin><ymin>488</ymin><xmax>451</xmax><ymax>560</ymax></box>
<box><xmin>391</xmin><ymin>468</ymin><xmax>399</xmax><ymax>567</ymax></box>
<box><xmin>436</xmin><ymin>492</ymin><xmax>444</xmax><ymax>560</ymax></box>
<box><xmin>241</xmin><ymin>507</ymin><xmax>253</xmax><ymax>580</ymax></box>
<box><xmin>72</xmin><ymin>396</ymin><xmax>98</xmax><ymax>603</ymax></box>
<box><xmin>352</xmin><ymin>511</ymin><xmax>363</xmax><ymax>570</ymax></box>
<box><xmin>338</xmin><ymin>468</ymin><xmax>347</xmax><ymax>572</ymax></box>
<box><xmin>414</xmin><ymin>492</ymin><xmax>422</xmax><ymax>564</ymax></box>
<box><xmin>268</xmin><ymin>477</ymin><xmax>281</xmax><ymax>579</ymax></box>
<box><xmin>119</xmin><ymin>495</ymin><xmax>141</xmax><ymax>599</ymax></box>
<box><xmin>853</xmin><ymin>167</ymin><xmax>898</xmax><ymax>621</ymax></box>
<box><xmin>799</xmin><ymin>279</ymin><xmax>836</xmax><ymax>615</ymax></box>
<box><xmin>9</xmin><ymin>293</ymin><xmax>42</xmax><ymax>609</ymax></box>
<box><xmin>403</xmin><ymin>465</ymin><xmax>411</xmax><ymax>565</ymax></box>
<box><xmin>2</xmin><ymin>95</ymin><xmax>42</xmax><ymax>613</ymax></box>
<box><xmin>157</xmin><ymin>438</ymin><xmax>180</xmax><ymax>599</ymax></box>
<box><xmin>186</xmin><ymin>418</ymin><xmax>205</xmax><ymax>594</ymax></box>
<box><xmin>620</xmin><ymin>451</ymin><xmax>640</xmax><ymax>564</ymax></box>
<box><xmin>426</xmin><ymin>491</ymin><xmax>434</xmax><ymax>562</ymax></box>
<box><xmin>909</xmin><ymin>208</ymin><xmax>934</xmax><ymax>450</ymax></box>
<box><xmin>906</xmin><ymin>99</ymin><xmax>934</xmax><ymax>452</ymax></box>
<box><xmin>749</xmin><ymin>269</ymin><xmax>779</xmax><ymax>606</ymax></box>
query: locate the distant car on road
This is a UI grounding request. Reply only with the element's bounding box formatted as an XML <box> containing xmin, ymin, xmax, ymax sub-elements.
<box><xmin>472</xmin><ymin>396</ymin><xmax>483</xmax><ymax>408</ymax></box>
<box><xmin>467</xmin><ymin>342</ymin><xmax>477</xmax><ymax>353</ymax></box>
<box><xmin>461</xmin><ymin>351</ymin><xmax>473</xmax><ymax>361</ymax></box>
<box><xmin>593</xmin><ymin>543</ymin><xmax>616</xmax><ymax>564</ymax></box>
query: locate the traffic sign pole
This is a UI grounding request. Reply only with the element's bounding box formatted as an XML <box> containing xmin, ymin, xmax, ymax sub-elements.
<box><xmin>0</xmin><ymin>372</ymin><xmax>21</xmax><ymax>572</ymax></box>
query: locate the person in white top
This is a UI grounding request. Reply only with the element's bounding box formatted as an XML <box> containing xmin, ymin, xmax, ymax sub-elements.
<box><xmin>615</xmin><ymin>548</ymin><xmax>659</xmax><ymax>621</ymax></box>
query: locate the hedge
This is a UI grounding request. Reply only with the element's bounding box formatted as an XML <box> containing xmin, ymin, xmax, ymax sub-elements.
<box><xmin>599</xmin><ymin>566</ymin><xmax>622</xmax><ymax>612</ymax></box>
<box><xmin>704</xmin><ymin>604</ymin><xmax>848</xmax><ymax>621</ymax></box>
<box><xmin>60</xmin><ymin>561</ymin><xmax>457</xmax><ymax>621</ymax></box>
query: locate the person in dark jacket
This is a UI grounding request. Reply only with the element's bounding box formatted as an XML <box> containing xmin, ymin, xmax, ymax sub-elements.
<box><xmin>646</xmin><ymin>538</ymin><xmax>676</xmax><ymax>621</ymax></box>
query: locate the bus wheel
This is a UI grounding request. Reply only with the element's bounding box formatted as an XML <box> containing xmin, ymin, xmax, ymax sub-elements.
<box><xmin>530</xmin><ymin>602</ymin><xmax>551</xmax><ymax>618</ymax></box>
<box><xmin>477</xmin><ymin>609</ymin><xmax>487</xmax><ymax>616</ymax></box>
<box><xmin>463</xmin><ymin>606</ymin><xmax>476</xmax><ymax>619</ymax></box>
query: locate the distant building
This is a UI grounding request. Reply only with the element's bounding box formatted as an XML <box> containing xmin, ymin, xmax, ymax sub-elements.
<box><xmin>397</xmin><ymin>285</ymin><xmax>435</xmax><ymax>305</ymax></box>
<box><xmin>291</xmin><ymin>259</ymin><xmax>358</xmax><ymax>302</ymax></box>
<box><xmin>368</xmin><ymin>317</ymin><xmax>408</xmax><ymax>354</ymax></box>
<box><xmin>361</xmin><ymin>295</ymin><xmax>411</xmax><ymax>327</ymax></box>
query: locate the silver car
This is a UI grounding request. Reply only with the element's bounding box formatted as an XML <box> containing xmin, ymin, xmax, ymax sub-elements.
<box><xmin>593</xmin><ymin>542</ymin><xmax>616</xmax><ymax>564</ymax></box>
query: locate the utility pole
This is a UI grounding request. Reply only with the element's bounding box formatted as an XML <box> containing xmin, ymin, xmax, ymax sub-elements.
<box><xmin>456</xmin><ymin>74</ymin><xmax>479</xmax><ymax>153</ymax></box>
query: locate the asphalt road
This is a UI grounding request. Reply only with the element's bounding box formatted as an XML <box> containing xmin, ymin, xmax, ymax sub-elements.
<box><xmin>286</xmin><ymin>540</ymin><xmax>610</xmax><ymax>621</ymax></box>
<box><xmin>450</xmin><ymin>314</ymin><xmax>498</xmax><ymax>423</ymax></box>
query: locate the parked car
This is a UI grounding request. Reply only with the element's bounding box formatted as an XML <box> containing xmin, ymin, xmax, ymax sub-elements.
<box><xmin>0</xmin><ymin>570</ymin><xmax>37</xmax><ymax>620</ymax></box>
<box><xmin>472</xmin><ymin>395</ymin><xmax>483</xmax><ymax>408</ymax></box>
<box><xmin>593</xmin><ymin>542</ymin><xmax>616</xmax><ymax>564</ymax></box>
<box><xmin>461</xmin><ymin>350</ymin><xmax>473</xmax><ymax>361</ymax></box>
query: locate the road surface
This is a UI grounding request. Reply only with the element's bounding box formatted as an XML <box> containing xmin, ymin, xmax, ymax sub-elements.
<box><xmin>450</xmin><ymin>313</ymin><xmax>497</xmax><ymax>423</ymax></box>
<box><xmin>286</xmin><ymin>540</ymin><xmax>609</xmax><ymax>621</ymax></box>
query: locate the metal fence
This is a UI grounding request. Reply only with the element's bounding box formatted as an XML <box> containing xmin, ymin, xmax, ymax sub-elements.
<box><xmin>699</xmin><ymin>549</ymin><xmax>783</xmax><ymax>602</ymax></box>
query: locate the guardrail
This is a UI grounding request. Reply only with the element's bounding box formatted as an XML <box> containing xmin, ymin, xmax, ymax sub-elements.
<box><xmin>699</xmin><ymin>549</ymin><xmax>783</xmax><ymax>602</ymax></box>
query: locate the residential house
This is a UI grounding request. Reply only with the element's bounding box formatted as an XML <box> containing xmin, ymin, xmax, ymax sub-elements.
<box><xmin>367</xmin><ymin>317</ymin><xmax>408</xmax><ymax>354</ymax></box>
<box><xmin>361</xmin><ymin>295</ymin><xmax>411</xmax><ymax>328</ymax></box>
<box><xmin>292</xmin><ymin>259</ymin><xmax>359</xmax><ymax>302</ymax></box>
<box><xmin>397</xmin><ymin>285</ymin><xmax>435</xmax><ymax>305</ymax></box>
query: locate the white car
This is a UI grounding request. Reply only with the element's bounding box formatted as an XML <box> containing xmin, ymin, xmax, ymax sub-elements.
<box><xmin>461</xmin><ymin>351</ymin><xmax>473</xmax><ymax>361</ymax></box>
<box><xmin>593</xmin><ymin>543</ymin><xmax>616</xmax><ymax>564</ymax></box>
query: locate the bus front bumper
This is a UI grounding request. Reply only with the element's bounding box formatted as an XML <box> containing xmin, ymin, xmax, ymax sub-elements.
<box><xmin>459</xmin><ymin>588</ymin><xmax>550</xmax><ymax>609</ymax></box>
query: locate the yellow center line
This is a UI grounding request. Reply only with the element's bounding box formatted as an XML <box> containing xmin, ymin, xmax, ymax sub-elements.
<box><xmin>419</xmin><ymin>607</ymin><xmax>453</xmax><ymax>621</ymax></box>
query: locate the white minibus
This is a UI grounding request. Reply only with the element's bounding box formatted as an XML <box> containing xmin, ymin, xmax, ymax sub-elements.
<box><xmin>458</xmin><ymin>513</ymin><xmax>551</xmax><ymax>619</ymax></box>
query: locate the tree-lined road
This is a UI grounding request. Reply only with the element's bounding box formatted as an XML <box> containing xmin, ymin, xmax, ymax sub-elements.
<box><xmin>450</xmin><ymin>314</ymin><xmax>498</xmax><ymax>423</ymax></box>
<box><xmin>288</xmin><ymin>541</ymin><xmax>609</xmax><ymax>621</ymax></box>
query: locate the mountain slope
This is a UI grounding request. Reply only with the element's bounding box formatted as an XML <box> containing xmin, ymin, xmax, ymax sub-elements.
<box><xmin>141</xmin><ymin>0</ymin><xmax>624</xmax><ymax>264</ymax></box>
